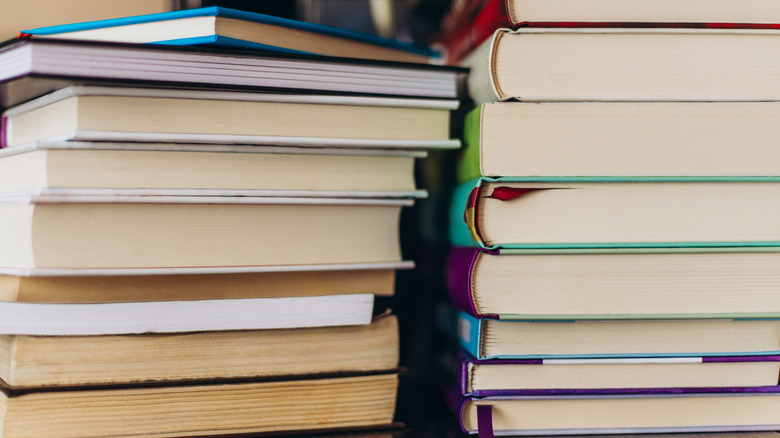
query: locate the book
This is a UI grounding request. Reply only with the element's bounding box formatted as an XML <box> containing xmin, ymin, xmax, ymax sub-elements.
<box><xmin>0</xmin><ymin>267</ymin><xmax>397</xmax><ymax>302</ymax></box>
<box><xmin>0</xmin><ymin>371</ymin><xmax>399</xmax><ymax>438</ymax></box>
<box><xmin>453</xmin><ymin>177</ymin><xmax>780</xmax><ymax>250</ymax></box>
<box><xmin>0</xmin><ymin>142</ymin><xmax>429</xmax><ymax>197</ymax></box>
<box><xmin>446</xmin><ymin>246</ymin><xmax>780</xmax><ymax>319</ymax></box>
<box><xmin>456</xmin><ymin>352</ymin><xmax>780</xmax><ymax>396</ymax></box>
<box><xmin>0</xmin><ymin>313</ymin><xmax>398</xmax><ymax>388</ymax></box>
<box><xmin>462</xmin><ymin>27</ymin><xmax>780</xmax><ymax>104</ymax></box>
<box><xmin>459</xmin><ymin>102</ymin><xmax>780</xmax><ymax>181</ymax></box>
<box><xmin>20</xmin><ymin>6</ymin><xmax>439</xmax><ymax>64</ymax></box>
<box><xmin>0</xmin><ymin>194</ymin><xmax>409</xmax><ymax>270</ymax></box>
<box><xmin>0</xmin><ymin>39</ymin><xmax>461</xmax><ymax>111</ymax></box>
<box><xmin>0</xmin><ymin>86</ymin><xmax>459</xmax><ymax>150</ymax></box>
<box><xmin>0</xmin><ymin>293</ymin><xmax>373</xmax><ymax>335</ymax></box>
<box><xmin>452</xmin><ymin>387</ymin><xmax>780</xmax><ymax>436</ymax></box>
<box><xmin>435</xmin><ymin>0</ymin><xmax>780</xmax><ymax>64</ymax></box>
<box><xmin>447</xmin><ymin>308</ymin><xmax>780</xmax><ymax>359</ymax></box>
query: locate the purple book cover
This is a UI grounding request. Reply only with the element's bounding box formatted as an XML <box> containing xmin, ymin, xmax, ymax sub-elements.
<box><xmin>456</xmin><ymin>348</ymin><xmax>780</xmax><ymax>397</ymax></box>
<box><xmin>1</xmin><ymin>114</ymin><xmax>7</xmax><ymax>149</ymax></box>
<box><xmin>447</xmin><ymin>246</ymin><xmax>495</xmax><ymax>318</ymax></box>
<box><xmin>446</xmin><ymin>376</ymin><xmax>780</xmax><ymax>437</ymax></box>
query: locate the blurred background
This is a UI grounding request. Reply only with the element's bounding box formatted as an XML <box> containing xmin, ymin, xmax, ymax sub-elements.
<box><xmin>0</xmin><ymin>0</ymin><xmax>451</xmax><ymax>47</ymax></box>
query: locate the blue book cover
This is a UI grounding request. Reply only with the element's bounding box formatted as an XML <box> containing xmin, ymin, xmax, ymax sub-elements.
<box><xmin>22</xmin><ymin>7</ymin><xmax>439</xmax><ymax>63</ymax></box>
<box><xmin>448</xmin><ymin>308</ymin><xmax>780</xmax><ymax>360</ymax></box>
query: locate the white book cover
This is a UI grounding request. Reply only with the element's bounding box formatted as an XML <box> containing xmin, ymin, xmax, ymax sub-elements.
<box><xmin>0</xmin><ymin>293</ymin><xmax>375</xmax><ymax>335</ymax></box>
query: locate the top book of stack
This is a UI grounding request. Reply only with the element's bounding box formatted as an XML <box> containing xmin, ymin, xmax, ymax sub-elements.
<box><xmin>20</xmin><ymin>6</ymin><xmax>439</xmax><ymax>64</ymax></box>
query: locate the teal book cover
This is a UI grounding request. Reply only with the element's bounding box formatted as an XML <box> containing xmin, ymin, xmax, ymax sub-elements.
<box><xmin>21</xmin><ymin>6</ymin><xmax>439</xmax><ymax>63</ymax></box>
<box><xmin>458</xmin><ymin>176</ymin><xmax>780</xmax><ymax>250</ymax></box>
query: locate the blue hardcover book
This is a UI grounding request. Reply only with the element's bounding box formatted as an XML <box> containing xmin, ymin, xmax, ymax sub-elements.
<box><xmin>448</xmin><ymin>308</ymin><xmax>780</xmax><ymax>360</ymax></box>
<box><xmin>21</xmin><ymin>6</ymin><xmax>439</xmax><ymax>63</ymax></box>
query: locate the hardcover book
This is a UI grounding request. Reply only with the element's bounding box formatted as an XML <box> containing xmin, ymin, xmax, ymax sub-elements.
<box><xmin>446</xmin><ymin>246</ymin><xmax>780</xmax><ymax>319</ymax></box>
<box><xmin>0</xmin><ymin>86</ymin><xmax>459</xmax><ymax>150</ymax></box>
<box><xmin>451</xmin><ymin>386</ymin><xmax>780</xmax><ymax>436</ymax></box>
<box><xmin>0</xmin><ymin>142</ymin><xmax>429</xmax><ymax>197</ymax></box>
<box><xmin>445</xmin><ymin>307</ymin><xmax>780</xmax><ymax>359</ymax></box>
<box><xmin>454</xmin><ymin>350</ymin><xmax>780</xmax><ymax>396</ymax></box>
<box><xmin>463</xmin><ymin>27</ymin><xmax>780</xmax><ymax>104</ymax></box>
<box><xmin>0</xmin><ymin>193</ymin><xmax>409</xmax><ymax>270</ymax></box>
<box><xmin>453</xmin><ymin>177</ymin><xmax>780</xmax><ymax>250</ymax></box>
<box><xmin>21</xmin><ymin>6</ymin><xmax>439</xmax><ymax>64</ymax></box>
<box><xmin>436</xmin><ymin>0</ymin><xmax>780</xmax><ymax>64</ymax></box>
<box><xmin>459</xmin><ymin>102</ymin><xmax>780</xmax><ymax>181</ymax></box>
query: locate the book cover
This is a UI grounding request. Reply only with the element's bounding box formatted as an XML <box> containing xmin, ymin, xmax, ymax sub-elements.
<box><xmin>444</xmin><ymin>304</ymin><xmax>780</xmax><ymax>359</ymax></box>
<box><xmin>21</xmin><ymin>6</ymin><xmax>439</xmax><ymax>63</ymax></box>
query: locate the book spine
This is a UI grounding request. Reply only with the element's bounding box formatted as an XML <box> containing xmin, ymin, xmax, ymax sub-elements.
<box><xmin>468</xmin><ymin>385</ymin><xmax>780</xmax><ymax>398</ymax></box>
<box><xmin>446</xmin><ymin>247</ymin><xmax>482</xmax><ymax>317</ymax></box>
<box><xmin>448</xmin><ymin>179</ymin><xmax>483</xmax><ymax>247</ymax></box>
<box><xmin>443</xmin><ymin>380</ymin><xmax>471</xmax><ymax>434</ymax></box>
<box><xmin>437</xmin><ymin>0</ymin><xmax>514</xmax><ymax>64</ymax></box>
<box><xmin>1</xmin><ymin>114</ymin><xmax>7</xmax><ymax>149</ymax></box>
<box><xmin>456</xmin><ymin>310</ymin><xmax>486</xmax><ymax>358</ymax></box>
<box><xmin>457</xmin><ymin>105</ymin><xmax>484</xmax><ymax>183</ymax></box>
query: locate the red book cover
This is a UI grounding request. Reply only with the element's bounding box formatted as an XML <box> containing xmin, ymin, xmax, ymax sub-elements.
<box><xmin>433</xmin><ymin>0</ymin><xmax>513</xmax><ymax>65</ymax></box>
<box><xmin>433</xmin><ymin>0</ymin><xmax>780</xmax><ymax>65</ymax></box>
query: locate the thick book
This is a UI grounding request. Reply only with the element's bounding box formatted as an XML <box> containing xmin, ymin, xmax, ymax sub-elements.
<box><xmin>0</xmin><ymin>193</ymin><xmax>409</xmax><ymax>270</ymax></box>
<box><xmin>452</xmin><ymin>177</ymin><xmax>780</xmax><ymax>250</ymax></box>
<box><xmin>463</xmin><ymin>27</ymin><xmax>780</xmax><ymax>104</ymax></box>
<box><xmin>435</xmin><ymin>0</ymin><xmax>780</xmax><ymax>64</ymax></box>
<box><xmin>0</xmin><ymin>371</ymin><xmax>399</xmax><ymax>438</ymax></box>
<box><xmin>0</xmin><ymin>39</ymin><xmax>460</xmax><ymax>111</ymax></box>
<box><xmin>454</xmin><ymin>350</ymin><xmax>780</xmax><ymax>396</ymax></box>
<box><xmin>446</xmin><ymin>246</ymin><xmax>780</xmax><ymax>319</ymax></box>
<box><xmin>0</xmin><ymin>313</ymin><xmax>397</xmax><ymax>388</ymax></box>
<box><xmin>0</xmin><ymin>86</ymin><xmax>459</xmax><ymax>150</ymax></box>
<box><xmin>0</xmin><ymin>293</ymin><xmax>373</xmax><ymax>335</ymax></box>
<box><xmin>0</xmin><ymin>142</ymin><xmax>429</xmax><ymax>198</ymax></box>
<box><xmin>459</xmin><ymin>102</ymin><xmax>780</xmax><ymax>181</ymax></box>
<box><xmin>447</xmin><ymin>308</ymin><xmax>780</xmax><ymax>359</ymax></box>
<box><xmin>20</xmin><ymin>6</ymin><xmax>438</xmax><ymax>64</ymax></box>
<box><xmin>451</xmin><ymin>386</ymin><xmax>780</xmax><ymax>436</ymax></box>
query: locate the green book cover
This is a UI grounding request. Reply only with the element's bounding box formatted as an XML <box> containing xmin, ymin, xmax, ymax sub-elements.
<box><xmin>457</xmin><ymin>106</ymin><xmax>483</xmax><ymax>184</ymax></box>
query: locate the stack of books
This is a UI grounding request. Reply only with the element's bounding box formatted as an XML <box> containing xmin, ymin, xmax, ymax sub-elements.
<box><xmin>436</xmin><ymin>0</ymin><xmax>780</xmax><ymax>435</ymax></box>
<box><xmin>0</xmin><ymin>7</ymin><xmax>461</xmax><ymax>437</ymax></box>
